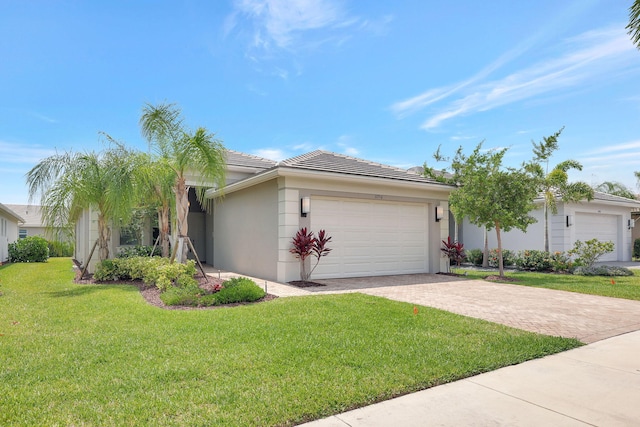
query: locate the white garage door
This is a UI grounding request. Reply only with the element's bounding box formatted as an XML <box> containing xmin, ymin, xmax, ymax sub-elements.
<box><xmin>310</xmin><ymin>196</ymin><xmax>429</xmax><ymax>278</ymax></box>
<box><xmin>575</xmin><ymin>213</ymin><xmax>619</xmax><ymax>262</ymax></box>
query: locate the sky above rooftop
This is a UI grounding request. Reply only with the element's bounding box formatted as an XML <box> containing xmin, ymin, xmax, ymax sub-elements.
<box><xmin>1</xmin><ymin>0</ymin><xmax>639</xmax><ymax>204</ymax></box>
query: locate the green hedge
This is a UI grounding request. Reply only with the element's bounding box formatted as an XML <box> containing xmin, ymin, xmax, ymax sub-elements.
<box><xmin>8</xmin><ymin>236</ymin><xmax>49</xmax><ymax>262</ymax></box>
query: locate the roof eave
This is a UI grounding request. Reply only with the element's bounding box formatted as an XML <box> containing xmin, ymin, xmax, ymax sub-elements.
<box><xmin>206</xmin><ymin>166</ymin><xmax>455</xmax><ymax>198</ymax></box>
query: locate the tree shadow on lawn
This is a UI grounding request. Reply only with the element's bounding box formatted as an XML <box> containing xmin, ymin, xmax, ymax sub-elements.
<box><xmin>45</xmin><ymin>282</ymin><xmax>139</xmax><ymax>298</ymax></box>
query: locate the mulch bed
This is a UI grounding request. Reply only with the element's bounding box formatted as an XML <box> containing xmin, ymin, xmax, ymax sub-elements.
<box><xmin>72</xmin><ymin>262</ymin><xmax>277</xmax><ymax>310</ymax></box>
<box><xmin>288</xmin><ymin>280</ymin><xmax>326</xmax><ymax>288</ymax></box>
<box><xmin>484</xmin><ymin>275</ymin><xmax>521</xmax><ymax>282</ymax></box>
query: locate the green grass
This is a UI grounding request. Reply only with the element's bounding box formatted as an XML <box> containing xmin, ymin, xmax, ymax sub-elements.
<box><xmin>454</xmin><ymin>267</ymin><xmax>640</xmax><ymax>300</ymax></box>
<box><xmin>1</xmin><ymin>259</ymin><xmax>581</xmax><ymax>426</ymax></box>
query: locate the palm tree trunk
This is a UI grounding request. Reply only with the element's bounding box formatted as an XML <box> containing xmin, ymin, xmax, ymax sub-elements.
<box><xmin>175</xmin><ymin>177</ymin><xmax>190</xmax><ymax>263</ymax></box>
<box><xmin>97</xmin><ymin>213</ymin><xmax>111</xmax><ymax>261</ymax></box>
<box><xmin>495</xmin><ymin>221</ymin><xmax>504</xmax><ymax>277</ymax></box>
<box><xmin>158</xmin><ymin>205</ymin><xmax>170</xmax><ymax>258</ymax></box>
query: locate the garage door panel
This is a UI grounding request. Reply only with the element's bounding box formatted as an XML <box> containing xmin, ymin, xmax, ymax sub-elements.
<box><xmin>575</xmin><ymin>213</ymin><xmax>618</xmax><ymax>262</ymax></box>
<box><xmin>311</xmin><ymin>196</ymin><xmax>429</xmax><ymax>278</ymax></box>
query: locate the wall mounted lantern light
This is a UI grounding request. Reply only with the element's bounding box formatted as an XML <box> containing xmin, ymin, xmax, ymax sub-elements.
<box><xmin>435</xmin><ymin>206</ymin><xmax>444</xmax><ymax>222</ymax></box>
<box><xmin>566</xmin><ymin>215</ymin><xmax>574</xmax><ymax>227</ymax></box>
<box><xmin>629</xmin><ymin>219</ymin><xmax>636</xmax><ymax>230</ymax></box>
<box><xmin>301</xmin><ymin>197</ymin><xmax>310</xmax><ymax>217</ymax></box>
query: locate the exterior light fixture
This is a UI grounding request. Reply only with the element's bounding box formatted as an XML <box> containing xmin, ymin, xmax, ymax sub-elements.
<box><xmin>435</xmin><ymin>206</ymin><xmax>444</xmax><ymax>222</ymax></box>
<box><xmin>301</xmin><ymin>197</ymin><xmax>310</xmax><ymax>217</ymax></box>
<box><xmin>566</xmin><ymin>215</ymin><xmax>574</xmax><ymax>227</ymax></box>
<box><xmin>629</xmin><ymin>219</ymin><xmax>636</xmax><ymax>230</ymax></box>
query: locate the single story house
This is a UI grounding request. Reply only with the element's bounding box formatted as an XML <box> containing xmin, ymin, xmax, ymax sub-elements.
<box><xmin>0</xmin><ymin>203</ymin><xmax>25</xmax><ymax>264</ymax></box>
<box><xmin>460</xmin><ymin>192</ymin><xmax>640</xmax><ymax>262</ymax></box>
<box><xmin>205</xmin><ymin>150</ymin><xmax>455</xmax><ymax>283</ymax></box>
<box><xmin>4</xmin><ymin>204</ymin><xmax>68</xmax><ymax>241</ymax></box>
<box><xmin>74</xmin><ymin>150</ymin><xmax>455</xmax><ymax>279</ymax></box>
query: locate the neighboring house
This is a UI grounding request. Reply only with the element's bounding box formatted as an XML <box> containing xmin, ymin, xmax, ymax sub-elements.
<box><xmin>0</xmin><ymin>203</ymin><xmax>25</xmax><ymax>264</ymax></box>
<box><xmin>205</xmin><ymin>150</ymin><xmax>454</xmax><ymax>282</ymax></box>
<box><xmin>5</xmin><ymin>204</ymin><xmax>48</xmax><ymax>240</ymax></box>
<box><xmin>74</xmin><ymin>149</ymin><xmax>455</xmax><ymax>279</ymax></box>
<box><xmin>460</xmin><ymin>192</ymin><xmax>640</xmax><ymax>262</ymax></box>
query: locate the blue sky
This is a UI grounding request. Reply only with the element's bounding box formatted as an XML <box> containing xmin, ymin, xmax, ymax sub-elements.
<box><xmin>2</xmin><ymin>0</ymin><xmax>639</xmax><ymax>204</ymax></box>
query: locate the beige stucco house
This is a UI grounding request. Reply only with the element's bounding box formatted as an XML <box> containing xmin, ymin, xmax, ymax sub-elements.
<box><xmin>205</xmin><ymin>150</ymin><xmax>454</xmax><ymax>283</ymax></box>
<box><xmin>0</xmin><ymin>203</ymin><xmax>25</xmax><ymax>263</ymax></box>
<box><xmin>74</xmin><ymin>150</ymin><xmax>455</xmax><ymax>280</ymax></box>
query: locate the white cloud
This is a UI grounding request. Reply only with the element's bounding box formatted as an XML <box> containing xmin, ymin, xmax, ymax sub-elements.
<box><xmin>232</xmin><ymin>0</ymin><xmax>350</xmax><ymax>50</ymax></box>
<box><xmin>0</xmin><ymin>141</ymin><xmax>56</xmax><ymax>164</ymax></box>
<box><xmin>392</xmin><ymin>24</ymin><xmax>639</xmax><ymax>131</ymax></box>
<box><xmin>584</xmin><ymin>140</ymin><xmax>640</xmax><ymax>155</ymax></box>
<box><xmin>252</xmin><ymin>148</ymin><xmax>289</xmax><ymax>161</ymax></box>
<box><xmin>335</xmin><ymin>134</ymin><xmax>359</xmax><ymax>156</ymax></box>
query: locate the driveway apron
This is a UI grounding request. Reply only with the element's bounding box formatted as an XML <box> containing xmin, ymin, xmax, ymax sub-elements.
<box><xmin>313</xmin><ymin>274</ymin><xmax>640</xmax><ymax>343</ymax></box>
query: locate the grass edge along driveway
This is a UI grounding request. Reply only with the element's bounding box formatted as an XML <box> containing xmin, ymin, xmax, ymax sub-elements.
<box><xmin>454</xmin><ymin>267</ymin><xmax>640</xmax><ymax>301</ymax></box>
<box><xmin>0</xmin><ymin>259</ymin><xmax>581</xmax><ymax>426</ymax></box>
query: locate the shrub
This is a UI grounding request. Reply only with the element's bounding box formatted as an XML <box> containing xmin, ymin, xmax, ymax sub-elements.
<box><xmin>117</xmin><ymin>245</ymin><xmax>161</xmax><ymax>258</ymax></box>
<box><xmin>159</xmin><ymin>281</ymin><xmax>202</xmax><ymax>306</ymax></box>
<box><xmin>441</xmin><ymin>237</ymin><xmax>465</xmax><ymax>266</ymax></box>
<box><xmin>550</xmin><ymin>251</ymin><xmax>573</xmax><ymax>273</ymax></box>
<box><xmin>160</xmin><ymin>277</ymin><xmax>265</xmax><ymax>307</ymax></box>
<box><xmin>8</xmin><ymin>236</ymin><xmax>49</xmax><ymax>263</ymax></box>
<box><xmin>93</xmin><ymin>257</ymin><xmax>196</xmax><ymax>290</ymax></box>
<box><xmin>573</xmin><ymin>265</ymin><xmax>634</xmax><ymax>276</ymax></box>
<box><xmin>516</xmin><ymin>250</ymin><xmax>552</xmax><ymax>271</ymax></box>
<box><xmin>93</xmin><ymin>259</ymin><xmax>119</xmax><ymax>281</ymax></box>
<box><xmin>568</xmin><ymin>239</ymin><xmax>614</xmax><ymax>268</ymax></box>
<box><xmin>290</xmin><ymin>228</ymin><xmax>332</xmax><ymax>281</ymax></box>
<box><xmin>48</xmin><ymin>240</ymin><xmax>74</xmax><ymax>257</ymax></box>
<box><xmin>515</xmin><ymin>250</ymin><xmax>573</xmax><ymax>273</ymax></box>
<box><xmin>466</xmin><ymin>249</ymin><xmax>483</xmax><ymax>266</ymax></box>
<box><xmin>214</xmin><ymin>278</ymin><xmax>265</xmax><ymax>305</ymax></box>
<box><xmin>634</xmin><ymin>238</ymin><xmax>640</xmax><ymax>259</ymax></box>
<box><xmin>487</xmin><ymin>249</ymin><xmax>515</xmax><ymax>268</ymax></box>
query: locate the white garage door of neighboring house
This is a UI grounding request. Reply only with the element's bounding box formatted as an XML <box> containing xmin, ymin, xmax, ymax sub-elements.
<box><xmin>310</xmin><ymin>196</ymin><xmax>429</xmax><ymax>278</ymax></box>
<box><xmin>575</xmin><ymin>213</ymin><xmax>619</xmax><ymax>262</ymax></box>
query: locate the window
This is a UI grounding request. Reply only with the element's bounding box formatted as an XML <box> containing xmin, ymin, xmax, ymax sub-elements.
<box><xmin>119</xmin><ymin>225</ymin><xmax>140</xmax><ymax>246</ymax></box>
<box><xmin>19</xmin><ymin>229</ymin><xmax>27</xmax><ymax>239</ymax></box>
<box><xmin>0</xmin><ymin>218</ymin><xmax>6</xmax><ymax>237</ymax></box>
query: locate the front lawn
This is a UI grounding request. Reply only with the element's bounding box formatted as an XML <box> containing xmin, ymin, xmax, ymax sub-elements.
<box><xmin>1</xmin><ymin>259</ymin><xmax>581</xmax><ymax>426</ymax></box>
<box><xmin>454</xmin><ymin>268</ymin><xmax>640</xmax><ymax>300</ymax></box>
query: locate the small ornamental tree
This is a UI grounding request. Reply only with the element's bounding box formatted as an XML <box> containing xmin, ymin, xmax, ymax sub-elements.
<box><xmin>441</xmin><ymin>236</ymin><xmax>465</xmax><ymax>269</ymax></box>
<box><xmin>290</xmin><ymin>227</ymin><xmax>332</xmax><ymax>282</ymax></box>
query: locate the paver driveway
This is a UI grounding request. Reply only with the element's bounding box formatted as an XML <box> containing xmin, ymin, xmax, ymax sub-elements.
<box><xmin>312</xmin><ymin>274</ymin><xmax>640</xmax><ymax>343</ymax></box>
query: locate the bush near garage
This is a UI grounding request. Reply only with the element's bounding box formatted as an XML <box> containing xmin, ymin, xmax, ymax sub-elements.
<box><xmin>8</xmin><ymin>236</ymin><xmax>49</xmax><ymax>263</ymax></box>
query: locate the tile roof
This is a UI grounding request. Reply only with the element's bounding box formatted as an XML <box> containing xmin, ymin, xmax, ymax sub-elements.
<box><xmin>225</xmin><ymin>150</ymin><xmax>277</xmax><ymax>170</ymax></box>
<box><xmin>278</xmin><ymin>150</ymin><xmax>448</xmax><ymax>185</ymax></box>
<box><xmin>592</xmin><ymin>191</ymin><xmax>640</xmax><ymax>206</ymax></box>
<box><xmin>0</xmin><ymin>203</ymin><xmax>26</xmax><ymax>223</ymax></box>
<box><xmin>5</xmin><ymin>204</ymin><xmax>42</xmax><ymax>227</ymax></box>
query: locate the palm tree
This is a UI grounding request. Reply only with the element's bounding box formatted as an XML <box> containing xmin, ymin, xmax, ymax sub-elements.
<box><xmin>595</xmin><ymin>181</ymin><xmax>636</xmax><ymax>200</ymax></box>
<box><xmin>135</xmin><ymin>154</ymin><xmax>176</xmax><ymax>257</ymax></box>
<box><xmin>531</xmin><ymin>128</ymin><xmax>593</xmax><ymax>252</ymax></box>
<box><xmin>26</xmin><ymin>145</ymin><xmax>139</xmax><ymax>261</ymax></box>
<box><xmin>628</xmin><ymin>0</ymin><xmax>640</xmax><ymax>50</ymax></box>
<box><xmin>139</xmin><ymin>102</ymin><xmax>226</xmax><ymax>262</ymax></box>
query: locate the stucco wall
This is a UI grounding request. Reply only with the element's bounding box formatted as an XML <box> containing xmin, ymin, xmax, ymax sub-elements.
<box><xmin>0</xmin><ymin>212</ymin><xmax>19</xmax><ymax>263</ymax></box>
<box><xmin>212</xmin><ymin>180</ymin><xmax>279</xmax><ymax>280</ymax></box>
<box><xmin>461</xmin><ymin>208</ymin><xmax>545</xmax><ymax>253</ymax></box>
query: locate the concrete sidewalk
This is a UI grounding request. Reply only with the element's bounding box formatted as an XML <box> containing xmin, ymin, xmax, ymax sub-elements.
<box><xmin>299</xmin><ymin>330</ymin><xmax>640</xmax><ymax>426</ymax></box>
